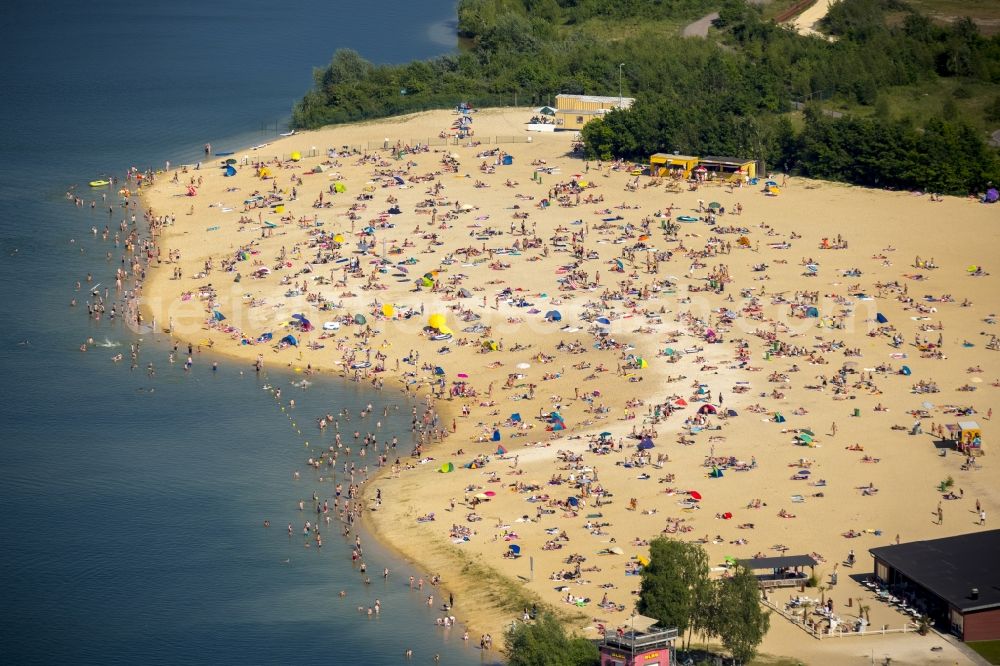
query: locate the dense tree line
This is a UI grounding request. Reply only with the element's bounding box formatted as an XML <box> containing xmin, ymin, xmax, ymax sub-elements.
<box><xmin>503</xmin><ymin>612</ymin><xmax>598</xmax><ymax>666</ymax></box>
<box><xmin>292</xmin><ymin>0</ymin><xmax>1000</xmax><ymax>193</ymax></box>
<box><xmin>638</xmin><ymin>538</ymin><xmax>769</xmax><ymax>665</ymax></box>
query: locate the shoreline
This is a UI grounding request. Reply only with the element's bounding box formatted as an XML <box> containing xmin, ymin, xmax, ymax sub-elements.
<box><xmin>138</xmin><ymin>107</ymin><xmax>998</xmax><ymax>664</ymax></box>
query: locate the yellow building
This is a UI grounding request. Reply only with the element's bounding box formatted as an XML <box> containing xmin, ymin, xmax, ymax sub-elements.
<box><xmin>698</xmin><ymin>155</ymin><xmax>757</xmax><ymax>180</ymax></box>
<box><xmin>648</xmin><ymin>153</ymin><xmax>757</xmax><ymax>180</ymax></box>
<box><xmin>554</xmin><ymin>94</ymin><xmax>635</xmax><ymax>131</ymax></box>
<box><xmin>650</xmin><ymin>153</ymin><xmax>699</xmax><ymax>178</ymax></box>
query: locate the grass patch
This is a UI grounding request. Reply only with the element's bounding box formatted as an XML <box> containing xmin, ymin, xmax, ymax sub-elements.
<box><xmin>575</xmin><ymin>15</ymin><xmax>707</xmax><ymax>41</ymax></box>
<box><xmin>814</xmin><ymin>76</ymin><xmax>1000</xmax><ymax>137</ymax></box>
<box><xmin>903</xmin><ymin>0</ymin><xmax>1000</xmax><ymax>35</ymax></box>
<box><xmin>683</xmin><ymin>642</ymin><xmax>806</xmax><ymax>666</ymax></box>
<box><xmin>447</xmin><ymin>544</ymin><xmax>588</xmax><ymax>625</ymax></box>
<box><xmin>970</xmin><ymin>640</ymin><xmax>1000</xmax><ymax>665</ymax></box>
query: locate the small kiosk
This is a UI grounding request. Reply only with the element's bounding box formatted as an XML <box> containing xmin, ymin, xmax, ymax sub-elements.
<box><xmin>649</xmin><ymin>153</ymin><xmax>699</xmax><ymax>179</ymax></box>
<box><xmin>945</xmin><ymin>421</ymin><xmax>983</xmax><ymax>454</ymax></box>
<box><xmin>599</xmin><ymin>615</ymin><xmax>678</xmax><ymax>666</ymax></box>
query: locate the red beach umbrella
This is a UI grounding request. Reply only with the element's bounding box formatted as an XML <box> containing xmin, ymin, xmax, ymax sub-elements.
<box><xmin>689</xmin><ymin>491</ymin><xmax>702</xmax><ymax>501</ymax></box>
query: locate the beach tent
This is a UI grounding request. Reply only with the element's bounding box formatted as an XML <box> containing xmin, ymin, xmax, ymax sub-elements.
<box><xmin>985</xmin><ymin>188</ymin><xmax>999</xmax><ymax>203</ymax></box>
<box><xmin>774</xmin><ymin>412</ymin><xmax>786</xmax><ymax>423</ymax></box>
<box><xmin>638</xmin><ymin>437</ymin><xmax>655</xmax><ymax>450</ymax></box>
<box><xmin>727</xmin><ymin>409</ymin><xmax>739</xmax><ymax>417</ymax></box>
<box><xmin>439</xmin><ymin>462</ymin><xmax>455</xmax><ymax>473</ymax></box>
<box><xmin>224</xmin><ymin>164</ymin><xmax>237</xmax><ymax>177</ymax></box>
<box><xmin>256</xmin><ymin>332</ymin><xmax>273</xmax><ymax>343</ymax></box>
<box><xmin>900</xmin><ymin>365</ymin><xmax>912</xmax><ymax>376</ymax></box>
<box><xmin>186</xmin><ymin>186</ymin><xmax>197</xmax><ymax>196</ymax></box>
<box><xmin>257</xmin><ymin>167</ymin><xmax>272</xmax><ymax>178</ymax></box>
<box><xmin>806</xmin><ymin>307</ymin><xmax>819</xmax><ymax>318</ymax></box>
<box><xmin>796</xmin><ymin>432</ymin><xmax>813</xmax><ymax>444</ymax></box>
<box><xmin>457</xmin><ymin>288</ymin><xmax>472</xmax><ymax>298</ymax></box>
<box><xmin>508</xmin><ymin>544</ymin><xmax>521</xmax><ymax>556</ymax></box>
<box><xmin>482</xmin><ymin>340</ymin><xmax>498</xmax><ymax>351</ymax></box>
<box><xmin>496</xmin><ymin>445</ymin><xmax>507</xmax><ymax>455</ymax></box>
<box><xmin>709</xmin><ymin>467</ymin><xmax>724</xmax><ymax>478</ymax></box>
<box><xmin>433</xmin><ymin>366</ymin><xmax>445</xmax><ymax>375</ymax></box>
<box><xmin>544</xmin><ymin>310</ymin><xmax>562</xmax><ymax>322</ymax></box>
<box><xmin>698</xmin><ymin>404</ymin><xmax>718</xmax><ymax>414</ymax></box>
<box><xmin>876</xmin><ymin>312</ymin><xmax>889</xmax><ymax>324</ymax></box>
<box><xmin>280</xmin><ymin>334</ymin><xmax>298</xmax><ymax>346</ymax></box>
<box><xmin>491</xmin><ymin>429</ymin><xmax>501</xmax><ymax>442</ymax></box>
<box><xmin>213</xmin><ymin>310</ymin><xmax>226</xmax><ymax>321</ymax></box>
<box><xmin>333</xmin><ymin>182</ymin><xmax>347</xmax><ymax>193</ymax></box>
<box><xmin>510</xmin><ymin>413</ymin><xmax>522</xmax><ymax>422</ymax></box>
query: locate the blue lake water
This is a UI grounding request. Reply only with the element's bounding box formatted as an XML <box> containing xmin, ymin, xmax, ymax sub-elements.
<box><xmin>0</xmin><ymin>1</ymin><xmax>498</xmax><ymax>663</ymax></box>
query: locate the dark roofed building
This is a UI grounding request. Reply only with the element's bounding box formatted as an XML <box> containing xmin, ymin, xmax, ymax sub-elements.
<box><xmin>870</xmin><ymin>530</ymin><xmax>1000</xmax><ymax>641</ymax></box>
<box><xmin>738</xmin><ymin>554</ymin><xmax>818</xmax><ymax>589</ymax></box>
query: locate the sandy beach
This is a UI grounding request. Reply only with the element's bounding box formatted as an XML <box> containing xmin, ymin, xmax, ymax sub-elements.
<box><xmin>139</xmin><ymin>108</ymin><xmax>998</xmax><ymax>664</ymax></box>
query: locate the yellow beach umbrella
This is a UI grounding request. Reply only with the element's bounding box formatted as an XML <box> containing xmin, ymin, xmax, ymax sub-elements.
<box><xmin>290</xmin><ymin>151</ymin><xmax>302</xmax><ymax>162</ymax></box>
<box><xmin>381</xmin><ymin>303</ymin><xmax>395</xmax><ymax>318</ymax></box>
<box><xmin>428</xmin><ymin>313</ymin><xmax>446</xmax><ymax>330</ymax></box>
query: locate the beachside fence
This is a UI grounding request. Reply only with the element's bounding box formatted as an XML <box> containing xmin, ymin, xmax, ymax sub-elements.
<box><xmin>761</xmin><ymin>598</ymin><xmax>919</xmax><ymax>641</ymax></box>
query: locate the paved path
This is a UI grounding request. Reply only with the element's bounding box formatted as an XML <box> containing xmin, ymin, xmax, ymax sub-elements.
<box><xmin>683</xmin><ymin>12</ymin><xmax>720</xmax><ymax>38</ymax></box>
<box><xmin>791</xmin><ymin>0</ymin><xmax>836</xmax><ymax>37</ymax></box>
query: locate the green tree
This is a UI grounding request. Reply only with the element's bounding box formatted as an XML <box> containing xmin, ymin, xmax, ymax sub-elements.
<box><xmin>504</xmin><ymin>612</ymin><xmax>599</xmax><ymax>666</ymax></box>
<box><xmin>713</xmin><ymin>565</ymin><xmax>770</xmax><ymax>665</ymax></box>
<box><xmin>637</xmin><ymin>538</ymin><xmax>711</xmax><ymax>649</ymax></box>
